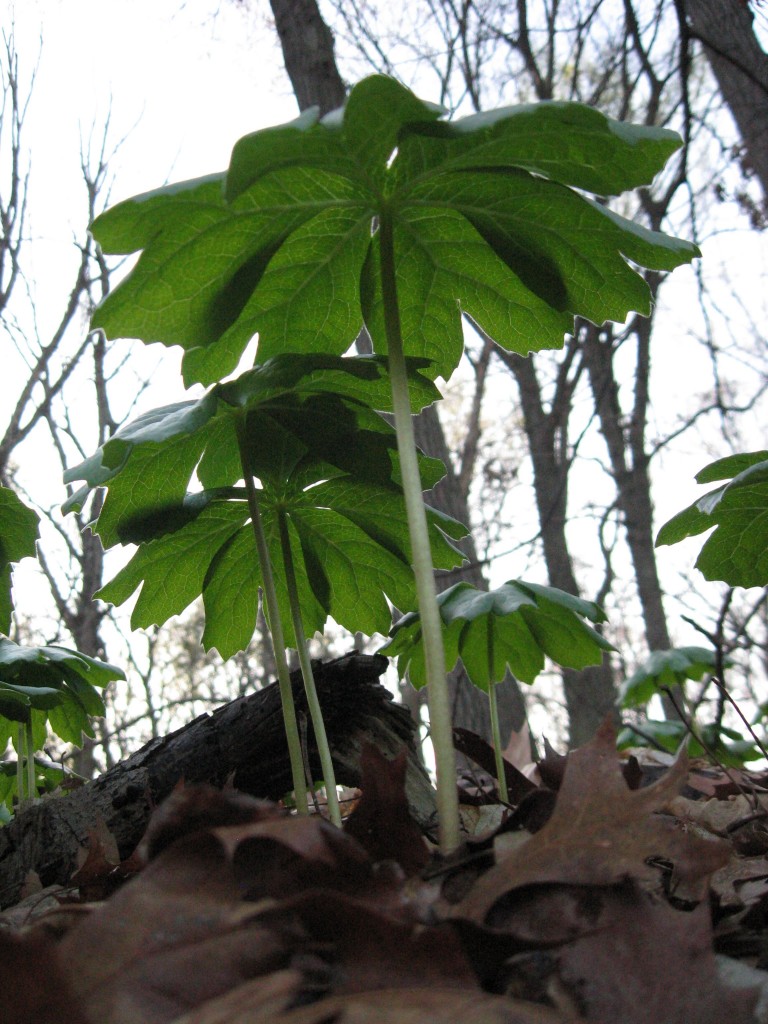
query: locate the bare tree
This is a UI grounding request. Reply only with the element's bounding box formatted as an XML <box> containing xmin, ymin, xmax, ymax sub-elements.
<box><xmin>678</xmin><ymin>0</ymin><xmax>768</xmax><ymax>210</ymax></box>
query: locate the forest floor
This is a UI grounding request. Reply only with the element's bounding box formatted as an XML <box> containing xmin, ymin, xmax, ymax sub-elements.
<box><xmin>2</xmin><ymin>719</ymin><xmax>768</xmax><ymax>1024</ymax></box>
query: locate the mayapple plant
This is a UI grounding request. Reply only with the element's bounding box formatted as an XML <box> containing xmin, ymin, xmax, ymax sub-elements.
<box><xmin>0</xmin><ymin>488</ymin><xmax>125</xmax><ymax>816</ymax></box>
<box><xmin>67</xmin><ymin>75</ymin><xmax>697</xmax><ymax>853</ymax></box>
<box><xmin>66</xmin><ymin>353</ymin><xmax>467</xmax><ymax>825</ymax></box>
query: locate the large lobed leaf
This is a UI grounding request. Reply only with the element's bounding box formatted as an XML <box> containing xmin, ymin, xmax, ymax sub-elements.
<box><xmin>65</xmin><ymin>356</ymin><xmax>466</xmax><ymax>657</ymax></box>
<box><xmin>96</xmin><ymin>479</ymin><xmax>466</xmax><ymax>658</ymax></box>
<box><xmin>656</xmin><ymin>451</ymin><xmax>768</xmax><ymax>588</ymax></box>
<box><xmin>64</xmin><ymin>353</ymin><xmax>441</xmax><ymax>545</ymax></box>
<box><xmin>91</xmin><ymin>76</ymin><xmax>698</xmax><ymax>386</ymax></box>
<box><xmin>385</xmin><ymin>580</ymin><xmax>613</xmax><ymax>689</ymax></box>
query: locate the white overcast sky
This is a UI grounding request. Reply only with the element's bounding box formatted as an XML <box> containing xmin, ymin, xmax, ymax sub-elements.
<box><xmin>13</xmin><ymin>1</ymin><xmax>296</xmax><ymax>198</ymax></box>
<box><xmin>5</xmin><ymin>1</ymin><xmax>304</xmax><ymax>444</ymax></box>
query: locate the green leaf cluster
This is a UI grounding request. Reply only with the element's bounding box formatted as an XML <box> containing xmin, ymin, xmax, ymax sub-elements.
<box><xmin>385</xmin><ymin>580</ymin><xmax>613</xmax><ymax>690</ymax></box>
<box><xmin>617</xmin><ymin>718</ymin><xmax>761</xmax><ymax>765</ymax></box>
<box><xmin>91</xmin><ymin>76</ymin><xmax>697</xmax><ymax>388</ymax></box>
<box><xmin>66</xmin><ymin>354</ymin><xmax>467</xmax><ymax>657</ymax></box>
<box><xmin>0</xmin><ymin>636</ymin><xmax>124</xmax><ymax>752</ymax></box>
<box><xmin>618</xmin><ymin>645</ymin><xmax>731</xmax><ymax>708</ymax></box>
<box><xmin>656</xmin><ymin>451</ymin><xmax>768</xmax><ymax>588</ymax></box>
<box><xmin>616</xmin><ymin>647</ymin><xmax>759</xmax><ymax>766</ymax></box>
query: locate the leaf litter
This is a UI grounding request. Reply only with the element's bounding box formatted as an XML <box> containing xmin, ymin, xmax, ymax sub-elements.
<box><xmin>2</xmin><ymin>722</ymin><xmax>768</xmax><ymax>1023</ymax></box>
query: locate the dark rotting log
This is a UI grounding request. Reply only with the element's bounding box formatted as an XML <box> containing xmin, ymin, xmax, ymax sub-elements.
<box><xmin>0</xmin><ymin>653</ymin><xmax>436</xmax><ymax>910</ymax></box>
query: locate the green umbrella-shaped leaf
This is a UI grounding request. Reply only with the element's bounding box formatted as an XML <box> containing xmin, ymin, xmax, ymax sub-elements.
<box><xmin>64</xmin><ymin>354</ymin><xmax>441</xmax><ymax>543</ymax></box>
<box><xmin>68</xmin><ymin>357</ymin><xmax>463</xmax><ymax>658</ymax></box>
<box><xmin>99</xmin><ymin>471</ymin><xmax>466</xmax><ymax>658</ymax></box>
<box><xmin>91</xmin><ymin>76</ymin><xmax>698</xmax><ymax>386</ymax></box>
<box><xmin>385</xmin><ymin>580</ymin><xmax>612</xmax><ymax>690</ymax></box>
<box><xmin>656</xmin><ymin>452</ymin><xmax>768</xmax><ymax>587</ymax></box>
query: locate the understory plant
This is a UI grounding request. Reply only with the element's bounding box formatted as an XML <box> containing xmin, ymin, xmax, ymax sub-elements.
<box><xmin>66</xmin><ymin>353</ymin><xmax>466</xmax><ymax>825</ymax></box>
<box><xmin>0</xmin><ymin>489</ymin><xmax>125</xmax><ymax>818</ymax></box>
<box><xmin>385</xmin><ymin>581</ymin><xmax>614</xmax><ymax>801</ymax></box>
<box><xmin>644</xmin><ymin>451</ymin><xmax>768</xmax><ymax>765</ymax></box>
<box><xmin>64</xmin><ymin>75</ymin><xmax>697</xmax><ymax>852</ymax></box>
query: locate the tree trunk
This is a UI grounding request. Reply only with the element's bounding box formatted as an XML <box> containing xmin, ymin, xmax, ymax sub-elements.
<box><xmin>268</xmin><ymin>0</ymin><xmax>347</xmax><ymax>113</ymax></box>
<box><xmin>682</xmin><ymin>0</ymin><xmax>768</xmax><ymax>204</ymax></box>
<box><xmin>495</xmin><ymin>346</ymin><xmax>617</xmax><ymax>746</ymax></box>
<box><xmin>0</xmin><ymin>654</ymin><xmax>435</xmax><ymax>910</ymax></box>
<box><xmin>581</xmin><ymin>321</ymin><xmax>672</xmax><ymax>654</ymax></box>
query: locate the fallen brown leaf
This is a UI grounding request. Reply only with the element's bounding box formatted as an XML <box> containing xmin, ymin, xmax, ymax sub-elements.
<box><xmin>270</xmin><ymin>986</ymin><xmax>582</xmax><ymax>1023</ymax></box>
<box><xmin>138</xmin><ymin>783</ymin><xmax>283</xmax><ymax>862</ymax></box>
<box><xmin>554</xmin><ymin>884</ymin><xmax>759</xmax><ymax>1024</ymax></box>
<box><xmin>0</xmin><ymin>927</ymin><xmax>90</xmax><ymax>1024</ymax></box>
<box><xmin>454</xmin><ymin>720</ymin><xmax>730</xmax><ymax>926</ymax></box>
<box><xmin>280</xmin><ymin>890</ymin><xmax>478</xmax><ymax>994</ymax></box>
<box><xmin>166</xmin><ymin>970</ymin><xmax>302</xmax><ymax>1024</ymax></box>
<box><xmin>343</xmin><ymin>745</ymin><xmax>429</xmax><ymax>874</ymax></box>
<box><xmin>56</xmin><ymin>828</ymin><xmax>309</xmax><ymax>1024</ymax></box>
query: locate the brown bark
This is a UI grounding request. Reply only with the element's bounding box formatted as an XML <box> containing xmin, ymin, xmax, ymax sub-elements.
<box><xmin>0</xmin><ymin>654</ymin><xmax>435</xmax><ymax>910</ymax></box>
<box><xmin>581</xmin><ymin>320</ymin><xmax>671</xmax><ymax>653</ymax></box>
<box><xmin>268</xmin><ymin>0</ymin><xmax>347</xmax><ymax>114</ymax></box>
<box><xmin>681</xmin><ymin>0</ymin><xmax>768</xmax><ymax>204</ymax></box>
<box><xmin>494</xmin><ymin>345</ymin><xmax>617</xmax><ymax>746</ymax></box>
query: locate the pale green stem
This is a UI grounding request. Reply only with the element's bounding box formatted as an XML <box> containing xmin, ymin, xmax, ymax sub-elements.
<box><xmin>378</xmin><ymin>209</ymin><xmax>460</xmax><ymax>854</ymax></box>
<box><xmin>485</xmin><ymin>619</ymin><xmax>509</xmax><ymax>803</ymax></box>
<box><xmin>276</xmin><ymin>509</ymin><xmax>342</xmax><ymax>828</ymax></box>
<box><xmin>236</xmin><ymin>420</ymin><xmax>309</xmax><ymax>815</ymax></box>
<box><xmin>25</xmin><ymin>719</ymin><xmax>35</xmax><ymax>802</ymax></box>
<box><xmin>16</xmin><ymin>724</ymin><xmax>24</xmax><ymax>805</ymax></box>
<box><xmin>488</xmin><ymin>687</ymin><xmax>509</xmax><ymax>804</ymax></box>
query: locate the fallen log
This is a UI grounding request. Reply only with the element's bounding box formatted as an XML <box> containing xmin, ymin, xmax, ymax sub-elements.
<box><xmin>0</xmin><ymin>652</ymin><xmax>437</xmax><ymax>910</ymax></box>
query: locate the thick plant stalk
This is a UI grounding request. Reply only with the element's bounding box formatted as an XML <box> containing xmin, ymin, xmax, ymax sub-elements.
<box><xmin>25</xmin><ymin>719</ymin><xmax>35</xmax><ymax>803</ymax></box>
<box><xmin>277</xmin><ymin>510</ymin><xmax>342</xmax><ymax>827</ymax></box>
<box><xmin>236</xmin><ymin>422</ymin><xmax>309</xmax><ymax>815</ymax></box>
<box><xmin>485</xmin><ymin>620</ymin><xmax>509</xmax><ymax>803</ymax></box>
<box><xmin>488</xmin><ymin>686</ymin><xmax>509</xmax><ymax>804</ymax></box>
<box><xmin>378</xmin><ymin>210</ymin><xmax>460</xmax><ymax>854</ymax></box>
<box><xmin>16</xmin><ymin>724</ymin><xmax>24</xmax><ymax>805</ymax></box>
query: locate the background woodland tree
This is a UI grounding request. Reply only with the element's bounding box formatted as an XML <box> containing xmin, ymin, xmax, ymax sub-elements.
<box><xmin>1</xmin><ymin>0</ymin><xmax>766</xmax><ymax>779</ymax></box>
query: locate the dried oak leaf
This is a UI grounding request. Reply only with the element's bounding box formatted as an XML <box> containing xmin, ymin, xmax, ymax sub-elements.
<box><xmin>165</xmin><ymin>970</ymin><xmax>302</xmax><ymax>1024</ymax></box>
<box><xmin>279</xmin><ymin>890</ymin><xmax>477</xmax><ymax>995</ymax></box>
<box><xmin>138</xmin><ymin>782</ymin><xmax>283</xmax><ymax>862</ymax></box>
<box><xmin>554</xmin><ymin>883</ymin><xmax>759</xmax><ymax>1024</ymax></box>
<box><xmin>343</xmin><ymin>745</ymin><xmax>429</xmax><ymax>874</ymax></box>
<box><xmin>69</xmin><ymin>817</ymin><xmax>124</xmax><ymax>900</ymax></box>
<box><xmin>0</xmin><ymin>927</ymin><xmax>90</xmax><ymax>1024</ymax></box>
<box><xmin>269</xmin><ymin>986</ymin><xmax>581</xmax><ymax>1024</ymax></box>
<box><xmin>55</xmin><ymin>827</ymin><xmax>308</xmax><ymax>1024</ymax></box>
<box><xmin>455</xmin><ymin>719</ymin><xmax>730</xmax><ymax>925</ymax></box>
<box><xmin>219</xmin><ymin>814</ymin><xmax>374</xmax><ymax>900</ymax></box>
